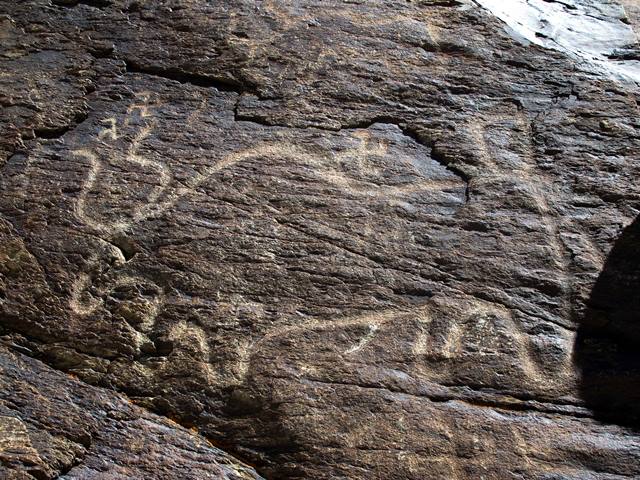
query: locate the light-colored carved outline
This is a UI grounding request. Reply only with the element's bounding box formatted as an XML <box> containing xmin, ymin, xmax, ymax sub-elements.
<box><xmin>246</xmin><ymin>304</ymin><xmax>432</xmax><ymax>365</ymax></box>
<box><xmin>468</xmin><ymin>108</ymin><xmax>572</xmax><ymax>315</ymax></box>
<box><xmin>74</xmin><ymin>97</ymin><xmax>172</xmax><ymax>234</ymax></box>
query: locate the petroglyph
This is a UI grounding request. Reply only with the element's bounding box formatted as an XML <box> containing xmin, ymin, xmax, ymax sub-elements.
<box><xmin>74</xmin><ymin>94</ymin><xmax>172</xmax><ymax>235</ymax></box>
<box><xmin>324</xmin><ymin>127</ymin><xmax>466</xmax><ymax>202</ymax></box>
<box><xmin>469</xmin><ymin>109</ymin><xmax>551</xmax><ymax>202</ymax></box>
<box><xmin>229</xmin><ymin>6</ymin><xmax>446</xmax><ymax>93</ymax></box>
<box><xmin>467</xmin><ymin>108</ymin><xmax>572</xmax><ymax>309</ymax></box>
<box><xmin>67</xmin><ymin>102</ymin><xmax>565</xmax><ymax>395</ymax></box>
<box><xmin>412</xmin><ymin>296</ymin><xmax>574</xmax><ymax>387</ymax></box>
<box><xmin>227</xmin><ymin>3</ymin><xmax>324</xmax><ymax>87</ymax></box>
<box><xmin>75</xmin><ymin>106</ymin><xmax>463</xmax><ymax>241</ymax></box>
<box><xmin>454</xmin><ymin>303</ymin><xmax>545</xmax><ymax>380</ymax></box>
<box><xmin>414</xmin><ymin>323</ymin><xmax>462</xmax><ymax>361</ymax></box>
<box><xmin>167</xmin><ymin>321</ymin><xmax>217</xmax><ymax>384</ymax></box>
<box><xmin>248</xmin><ymin>305</ymin><xmax>432</xmax><ymax>369</ymax></box>
<box><xmin>69</xmin><ymin>246</ymin><xmax>165</xmax><ymax>353</ymax></box>
<box><xmin>98</xmin><ymin>93</ymin><xmax>155</xmax><ymax>141</ymax></box>
<box><xmin>70</xmin><ymin>114</ymin><xmax>470</xmax><ymax>378</ymax></box>
<box><xmin>106</xmin><ymin>277</ymin><xmax>165</xmax><ymax>334</ymax></box>
<box><xmin>344</xmin><ymin>324</ymin><xmax>379</xmax><ymax>354</ymax></box>
<box><xmin>93</xmin><ymin>128</ymin><xmax>458</xmax><ymax>230</ymax></box>
<box><xmin>69</xmin><ymin>271</ymin><xmax>102</xmax><ymax>316</ymax></box>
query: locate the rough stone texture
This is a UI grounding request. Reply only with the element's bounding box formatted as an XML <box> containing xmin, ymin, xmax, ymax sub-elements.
<box><xmin>0</xmin><ymin>346</ymin><xmax>262</xmax><ymax>479</ymax></box>
<box><xmin>0</xmin><ymin>0</ymin><xmax>639</xmax><ymax>479</ymax></box>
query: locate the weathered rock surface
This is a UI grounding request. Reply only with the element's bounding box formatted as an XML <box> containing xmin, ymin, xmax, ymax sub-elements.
<box><xmin>0</xmin><ymin>0</ymin><xmax>639</xmax><ymax>478</ymax></box>
<box><xmin>0</xmin><ymin>346</ymin><xmax>263</xmax><ymax>479</ymax></box>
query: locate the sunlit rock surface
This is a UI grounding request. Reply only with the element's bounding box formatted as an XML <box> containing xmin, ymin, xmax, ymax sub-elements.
<box><xmin>475</xmin><ymin>0</ymin><xmax>640</xmax><ymax>83</ymax></box>
<box><xmin>1</xmin><ymin>0</ymin><xmax>639</xmax><ymax>478</ymax></box>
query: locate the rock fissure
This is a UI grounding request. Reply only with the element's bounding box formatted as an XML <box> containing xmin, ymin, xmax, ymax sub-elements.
<box><xmin>293</xmin><ymin>376</ymin><xmax>592</xmax><ymax>419</ymax></box>
<box><xmin>124</xmin><ymin>60</ymin><xmax>255</xmax><ymax>95</ymax></box>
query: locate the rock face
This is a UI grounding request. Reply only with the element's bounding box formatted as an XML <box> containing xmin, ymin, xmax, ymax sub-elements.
<box><xmin>0</xmin><ymin>0</ymin><xmax>639</xmax><ymax>478</ymax></box>
<box><xmin>0</xmin><ymin>347</ymin><xmax>262</xmax><ymax>479</ymax></box>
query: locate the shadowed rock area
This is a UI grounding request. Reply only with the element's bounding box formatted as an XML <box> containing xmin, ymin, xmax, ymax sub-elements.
<box><xmin>575</xmin><ymin>215</ymin><xmax>640</xmax><ymax>428</ymax></box>
<box><xmin>0</xmin><ymin>0</ymin><xmax>639</xmax><ymax>478</ymax></box>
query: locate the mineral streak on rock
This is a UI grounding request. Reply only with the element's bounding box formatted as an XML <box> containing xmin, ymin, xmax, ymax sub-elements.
<box><xmin>0</xmin><ymin>0</ymin><xmax>639</xmax><ymax>479</ymax></box>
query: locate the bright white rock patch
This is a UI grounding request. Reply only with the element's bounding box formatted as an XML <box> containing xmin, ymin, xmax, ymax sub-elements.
<box><xmin>474</xmin><ymin>0</ymin><xmax>640</xmax><ymax>84</ymax></box>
